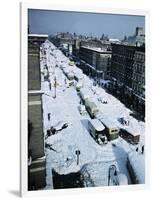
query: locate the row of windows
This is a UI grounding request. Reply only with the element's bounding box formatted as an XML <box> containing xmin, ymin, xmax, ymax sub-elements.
<box><xmin>133</xmin><ymin>74</ymin><xmax>145</xmax><ymax>84</ymax></box>
<box><xmin>132</xmin><ymin>84</ymin><xmax>145</xmax><ymax>97</ymax></box>
<box><xmin>133</xmin><ymin>63</ymin><xmax>145</xmax><ymax>74</ymax></box>
<box><xmin>135</xmin><ymin>52</ymin><xmax>145</xmax><ymax>61</ymax></box>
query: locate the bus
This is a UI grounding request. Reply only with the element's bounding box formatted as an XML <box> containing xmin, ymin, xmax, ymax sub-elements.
<box><xmin>119</xmin><ymin>128</ymin><xmax>140</xmax><ymax>144</ymax></box>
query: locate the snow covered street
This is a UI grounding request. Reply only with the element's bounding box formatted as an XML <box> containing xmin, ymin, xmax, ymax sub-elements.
<box><xmin>40</xmin><ymin>40</ymin><xmax>145</xmax><ymax>189</ymax></box>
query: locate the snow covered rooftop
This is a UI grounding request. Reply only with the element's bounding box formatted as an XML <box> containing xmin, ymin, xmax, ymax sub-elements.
<box><xmin>28</xmin><ymin>33</ymin><xmax>48</xmax><ymax>38</ymax></box>
<box><xmin>81</xmin><ymin>46</ymin><xmax>112</xmax><ymax>54</ymax></box>
<box><xmin>99</xmin><ymin>116</ymin><xmax>119</xmax><ymax>129</ymax></box>
<box><xmin>89</xmin><ymin>119</ymin><xmax>105</xmax><ymax>132</ymax></box>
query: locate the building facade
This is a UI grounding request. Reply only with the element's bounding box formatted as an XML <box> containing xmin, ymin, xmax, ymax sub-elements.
<box><xmin>110</xmin><ymin>43</ymin><xmax>145</xmax><ymax>118</ymax></box>
<box><xmin>79</xmin><ymin>46</ymin><xmax>111</xmax><ymax>80</ymax></box>
<box><xmin>132</xmin><ymin>51</ymin><xmax>145</xmax><ymax>98</ymax></box>
<box><xmin>111</xmin><ymin>44</ymin><xmax>136</xmax><ymax>88</ymax></box>
<box><xmin>28</xmin><ymin>34</ymin><xmax>47</xmax><ymax>190</ymax></box>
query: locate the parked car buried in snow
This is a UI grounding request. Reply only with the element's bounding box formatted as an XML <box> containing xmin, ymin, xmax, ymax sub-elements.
<box><xmin>66</xmin><ymin>72</ymin><xmax>74</xmax><ymax>80</ymax></box>
<box><xmin>98</xmin><ymin>97</ymin><xmax>108</xmax><ymax>104</ymax></box>
<box><xmin>76</xmin><ymin>82</ymin><xmax>83</xmax><ymax>92</ymax></box>
<box><xmin>79</xmin><ymin>88</ymin><xmax>91</xmax><ymax>102</ymax></box>
<box><xmin>78</xmin><ymin>105</ymin><xmax>87</xmax><ymax>115</ymax></box>
<box><xmin>69</xmin><ymin>61</ymin><xmax>74</xmax><ymax>66</ymax></box>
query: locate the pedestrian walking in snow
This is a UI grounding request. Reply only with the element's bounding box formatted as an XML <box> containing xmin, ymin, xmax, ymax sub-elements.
<box><xmin>141</xmin><ymin>145</ymin><xmax>144</xmax><ymax>154</ymax></box>
<box><xmin>49</xmin><ymin>83</ymin><xmax>52</xmax><ymax>90</ymax></box>
<box><xmin>45</xmin><ymin>129</ymin><xmax>51</xmax><ymax>139</ymax></box>
<box><xmin>50</xmin><ymin>126</ymin><xmax>56</xmax><ymax>135</ymax></box>
<box><xmin>64</xmin><ymin>78</ymin><xmax>67</xmax><ymax>85</ymax></box>
<box><xmin>47</xmin><ymin>113</ymin><xmax>51</xmax><ymax>121</ymax></box>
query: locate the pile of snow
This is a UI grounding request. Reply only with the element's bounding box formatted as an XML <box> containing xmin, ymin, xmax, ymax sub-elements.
<box><xmin>127</xmin><ymin>151</ymin><xmax>145</xmax><ymax>184</ymax></box>
<box><xmin>80</xmin><ymin>161</ymin><xmax>118</xmax><ymax>187</ymax></box>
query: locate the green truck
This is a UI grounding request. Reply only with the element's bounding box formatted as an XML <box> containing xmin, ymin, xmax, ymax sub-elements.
<box><xmin>85</xmin><ymin>98</ymin><xmax>99</xmax><ymax>118</ymax></box>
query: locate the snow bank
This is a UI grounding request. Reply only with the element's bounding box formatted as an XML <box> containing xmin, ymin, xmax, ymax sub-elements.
<box><xmin>127</xmin><ymin>152</ymin><xmax>145</xmax><ymax>184</ymax></box>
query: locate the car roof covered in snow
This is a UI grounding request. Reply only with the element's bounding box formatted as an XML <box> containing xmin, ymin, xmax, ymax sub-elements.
<box><xmin>80</xmin><ymin>88</ymin><xmax>92</xmax><ymax>100</ymax></box>
<box><xmin>122</xmin><ymin>126</ymin><xmax>141</xmax><ymax>136</ymax></box>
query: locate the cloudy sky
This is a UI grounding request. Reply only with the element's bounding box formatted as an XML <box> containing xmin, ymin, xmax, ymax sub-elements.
<box><xmin>28</xmin><ymin>9</ymin><xmax>145</xmax><ymax>39</ymax></box>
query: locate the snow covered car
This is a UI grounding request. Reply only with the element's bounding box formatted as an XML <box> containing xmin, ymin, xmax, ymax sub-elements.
<box><xmin>66</xmin><ymin>72</ymin><xmax>74</xmax><ymax>80</ymax></box>
<box><xmin>69</xmin><ymin>61</ymin><xmax>74</xmax><ymax>66</ymax></box>
<box><xmin>76</xmin><ymin>82</ymin><xmax>83</xmax><ymax>91</ymax></box>
<box><xmin>67</xmin><ymin>80</ymin><xmax>74</xmax><ymax>87</ymax></box>
<box><xmin>54</xmin><ymin>121</ymin><xmax>69</xmax><ymax>130</ymax></box>
<box><xmin>91</xmin><ymin>86</ymin><xmax>100</xmax><ymax>95</ymax></box>
<box><xmin>98</xmin><ymin>97</ymin><xmax>108</xmax><ymax>104</ymax></box>
<box><xmin>78</xmin><ymin>105</ymin><xmax>87</xmax><ymax>115</ymax></box>
<box><xmin>79</xmin><ymin>88</ymin><xmax>91</xmax><ymax>102</ymax></box>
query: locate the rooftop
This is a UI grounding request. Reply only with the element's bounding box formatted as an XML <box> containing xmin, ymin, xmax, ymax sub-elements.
<box><xmin>28</xmin><ymin>33</ymin><xmax>48</xmax><ymax>38</ymax></box>
<box><xmin>81</xmin><ymin>46</ymin><xmax>112</xmax><ymax>54</ymax></box>
<box><xmin>89</xmin><ymin>119</ymin><xmax>105</xmax><ymax>131</ymax></box>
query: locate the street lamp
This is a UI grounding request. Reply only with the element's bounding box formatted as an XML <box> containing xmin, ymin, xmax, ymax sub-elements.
<box><xmin>75</xmin><ymin>150</ymin><xmax>80</xmax><ymax>165</ymax></box>
<box><xmin>108</xmin><ymin>164</ymin><xmax>117</xmax><ymax>186</ymax></box>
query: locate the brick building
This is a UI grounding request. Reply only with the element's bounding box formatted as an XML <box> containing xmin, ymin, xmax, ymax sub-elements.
<box><xmin>110</xmin><ymin>43</ymin><xmax>145</xmax><ymax>117</ymax></box>
<box><xmin>79</xmin><ymin>46</ymin><xmax>111</xmax><ymax>80</ymax></box>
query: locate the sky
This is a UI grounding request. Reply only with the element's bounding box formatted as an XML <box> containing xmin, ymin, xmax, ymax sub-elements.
<box><xmin>28</xmin><ymin>9</ymin><xmax>145</xmax><ymax>39</ymax></box>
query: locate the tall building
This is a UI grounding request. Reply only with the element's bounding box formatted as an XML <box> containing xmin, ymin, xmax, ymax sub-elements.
<box><xmin>126</xmin><ymin>27</ymin><xmax>145</xmax><ymax>47</ymax></box>
<box><xmin>79</xmin><ymin>46</ymin><xmax>111</xmax><ymax>80</ymax></box>
<box><xmin>132</xmin><ymin>50</ymin><xmax>145</xmax><ymax>114</ymax></box>
<box><xmin>110</xmin><ymin>43</ymin><xmax>145</xmax><ymax>117</ymax></box>
<box><xmin>111</xmin><ymin>44</ymin><xmax>136</xmax><ymax>88</ymax></box>
<box><xmin>135</xmin><ymin>27</ymin><xmax>144</xmax><ymax>37</ymax></box>
<box><xmin>28</xmin><ymin>34</ymin><xmax>48</xmax><ymax>190</ymax></box>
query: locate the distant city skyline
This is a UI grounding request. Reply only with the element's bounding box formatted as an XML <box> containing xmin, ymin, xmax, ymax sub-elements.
<box><xmin>28</xmin><ymin>9</ymin><xmax>145</xmax><ymax>39</ymax></box>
